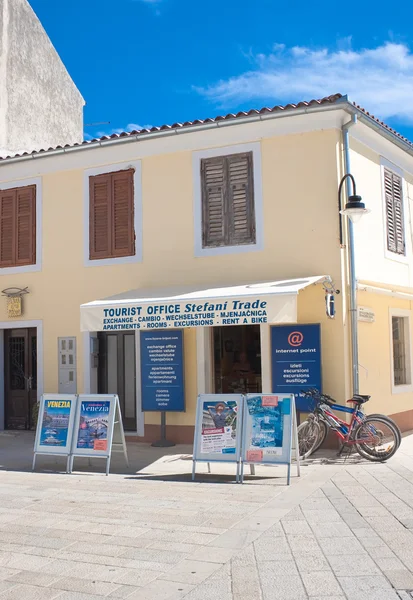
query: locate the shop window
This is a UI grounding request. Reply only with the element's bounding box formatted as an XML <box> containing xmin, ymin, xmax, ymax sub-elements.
<box><xmin>213</xmin><ymin>325</ymin><xmax>261</xmax><ymax>394</ymax></box>
<box><xmin>391</xmin><ymin>314</ymin><xmax>412</xmax><ymax>389</ymax></box>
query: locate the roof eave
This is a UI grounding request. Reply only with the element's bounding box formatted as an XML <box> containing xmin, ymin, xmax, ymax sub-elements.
<box><xmin>343</xmin><ymin>103</ymin><xmax>413</xmax><ymax>158</ymax></box>
<box><xmin>0</xmin><ymin>101</ymin><xmax>346</xmax><ymax>166</ymax></box>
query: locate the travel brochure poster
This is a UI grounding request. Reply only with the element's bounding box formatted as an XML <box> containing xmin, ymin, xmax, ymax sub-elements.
<box><xmin>244</xmin><ymin>395</ymin><xmax>287</xmax><ymax>462</ymax></box>
<box><xmin>201</xmin><ymin>400</ymin><xmax>238</xmax><ymax>455</ymax></box>
<box><xmin>76</xmin><ymin>401</ymin><xmax>110</xmax><ymax>451</ymax></box>
<box><xmin>39</xmin><ymin>399</ymin><xmax>72</xmax><ymax>447</ymax></box>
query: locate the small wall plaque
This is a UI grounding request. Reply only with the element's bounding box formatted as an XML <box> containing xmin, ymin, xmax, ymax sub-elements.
<box><xmin>7</xmin><ymin>297</ymin><xmax>22</xmax><ymax>317</ymax></box>
<box><xmin>358</xmin><ymin>306</ymin><xmax>375</xmax><ymax>323</ymax></box>
<box><xmin>2</xmin><ymin>287</ymin><xmax>29</xmax><ymax>318</ymax></box>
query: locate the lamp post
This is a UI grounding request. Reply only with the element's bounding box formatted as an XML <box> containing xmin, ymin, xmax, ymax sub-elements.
<box><xmin>338</xmin><ymin>173</ymin><xmax>370</xmax><ymax>395</ymax></box>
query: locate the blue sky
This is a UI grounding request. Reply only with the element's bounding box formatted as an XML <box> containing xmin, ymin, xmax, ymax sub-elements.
<box><xmin>30</xmin><ymin>0</ymin><xmax>413</xmax><ymax>141</ymax></box>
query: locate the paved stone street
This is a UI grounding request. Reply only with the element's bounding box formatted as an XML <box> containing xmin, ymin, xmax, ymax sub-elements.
<box><xmin>0</xmin><ymin>431</ymin><xmax>413</xmax><ymax>599</ymax></box>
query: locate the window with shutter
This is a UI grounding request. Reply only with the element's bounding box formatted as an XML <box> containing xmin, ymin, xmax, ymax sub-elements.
<box><xmin>0</xmin><ymin>185</ymin><xmax>36</xmax><ymax>268</ymax></box>
<box><xmin>89</xmin><ymin>169</ymin><xmax>135</xmax><ymax>260</ymax></box>
<box><xmin>384</xmin><ymin>168</ymin><xmax>405</xmax><ymax>255</ymax></box>
<box><xmin>201</xmin><ymin>152</ymin><xmax>255</xmax><ymax>248</ymax></box>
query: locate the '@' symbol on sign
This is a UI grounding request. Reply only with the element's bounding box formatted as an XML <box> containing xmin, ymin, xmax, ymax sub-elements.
<box><xmin>288</xmin><ymin>331</ymin><xmax>304</xmax><ymax>347</ymax></box>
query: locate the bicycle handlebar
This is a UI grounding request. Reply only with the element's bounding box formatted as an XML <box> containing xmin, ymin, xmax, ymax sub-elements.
<box><xmin>301</xmin><ymin>389</ymin><xmax>335</xmax><ymax>405</ymax></box>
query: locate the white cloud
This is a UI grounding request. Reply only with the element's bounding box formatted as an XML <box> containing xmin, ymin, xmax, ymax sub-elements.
<box><xmin>197</xmin><ymin>42</ymin><xmax>413</xmax><ymax>123</ymax></box>
<box><xmin>94</xmin><ymin>123</ymin><xmax>152</xmax><ymax>138</ymax></box>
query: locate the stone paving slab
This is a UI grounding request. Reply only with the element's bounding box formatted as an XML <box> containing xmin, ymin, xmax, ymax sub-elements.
<box><xmin>0</xmin><ymin>431</ymin><xmax>413</xmax><ymax>599</ymax></box>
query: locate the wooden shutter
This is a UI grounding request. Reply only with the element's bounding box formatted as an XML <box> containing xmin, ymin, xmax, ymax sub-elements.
<box><xmin>112</xmin><ymin>170</ymin><xmax>135</xmax><ymax>257</ymax></box>
<box><xmin>384</xmin><ymin>168</ymin><xmax>405</xmax><ymax>255</ymax></box>
<box><xmin>89</xmin><ymin>170</ymin><xmax>134</xmax><ymax>260</ymax></box>
<box><xmin>0</xmin><ymin>185</ymin><xmax>35</xmax><ymax>267</ymax></box>
<box><xmin>0</xmin><ymin>189</ymin><xmax>16</xmax><ymax>266</ymax></box>
<box><xmin>16</xmin><ymin>186</ymin><xmax>36</xmax><ymax>265</ymax></box>
<box><xmin>90</xmin><ymin>174</ymin><xmax>111</xmax><ymax>260</ymax></box>
<box><xmin>201</xmin><ymin>157</ymin><xmax>226</xmax><ymax>247</ymax></box>
<box><xmin>227</xmin><ymin>152</ymin><xmax>255</xmax><ymax>245</ymax></box>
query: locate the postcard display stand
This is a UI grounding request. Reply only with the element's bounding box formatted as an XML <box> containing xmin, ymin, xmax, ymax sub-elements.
<box><xmin>33</xmin><ymin>394</ymin><xmax>78</xmax><ymax>473</ymax></box>
<box><xmin>241</xmin><ymin>394</ymin><xmax>300</xmax><ymax>485</ymax></box>
<box><xmin>192</xmin><ymin>394</ymin><xmax>243</xmax><ymax>482</ymax></box>
<box><xmin>70</xmin><ymin>394</ymin><xmax>129</xmax><ymax>476</ymax></box>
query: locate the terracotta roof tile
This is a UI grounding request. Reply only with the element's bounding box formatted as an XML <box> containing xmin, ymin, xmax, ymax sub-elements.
<box><xmin>351</xmin><ymin>101</ymin><xmax>413</xmax><ymax>146</ymax></box>
<box><xmin>1</xmin><ymin>94</ymin><xmax>412</xmax><ymax>162</ymax></box>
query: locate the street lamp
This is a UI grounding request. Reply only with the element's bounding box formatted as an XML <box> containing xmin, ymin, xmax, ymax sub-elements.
<box><xmin>338</xmin><ymin>173</ymin><xmax>369</xmax><ymax>396</ymax></box>
<box><xmin>339</xmin><ymin>173</ymin><xmax>370</xmax><ymax>223</ymax></box>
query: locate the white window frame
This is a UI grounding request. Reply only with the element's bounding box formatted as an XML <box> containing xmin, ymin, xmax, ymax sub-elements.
<box><xmin>389</xmin><ymin>308</ymin><xmax>413</xmax><ymax>394</ymax></box>
<box><xmin>193</xmin><ymin>142</ymin><xmax>264</xmax><ymax>257</ymax></box>
<box><xmin>0</xmin><ymin>177</ymin><xmax>42</xmax><ymax>274</ymax></box>
<box><xmin>83</xmin><ymin>161</ymin><xmax>142</xmax><ymax>267</ymax></box>
<box><xmin>380</xmin><ymin>157</ymin><xmax>408</xmax><ymax>265</ymax></box>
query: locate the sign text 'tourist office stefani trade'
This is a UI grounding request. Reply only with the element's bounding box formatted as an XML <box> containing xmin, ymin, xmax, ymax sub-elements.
<box><xmin>100</xmin><ymin>297</ymin><xmax>271</xmax><ymax>331</ymax></box>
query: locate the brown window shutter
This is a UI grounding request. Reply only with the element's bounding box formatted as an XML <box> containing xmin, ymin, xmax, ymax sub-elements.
<box><xmin>0</xmin><ymin>189</ymin><xmax>16</xmax><ymax>267</ymax></box>
<box><xmin>227</xmin><ymin>152</ymin><xmax>255</xmax><ymax>245</ymax></box>
<box><xmin>89</xmin><ymin>174</ymin><xmax>111</xmax><ymax>260</ymax></box>
<box><xmin>111</xmin><ymin>170</ymin><xmax>135</xmax><ymax>257</ymax></box>
<box><xmin>16</xmin><ymin>185</ymin><xmax>36</xmax><ymax>265</ymax></box>
<box><xmin>201</xmin><ymin>157</ymin><xmax>226</xmax><ymax>248</ymax></box>
<box><xmin>384</xmin><ymin>168</ymin><xmax>405</xmax><ymax>255</ymax></box>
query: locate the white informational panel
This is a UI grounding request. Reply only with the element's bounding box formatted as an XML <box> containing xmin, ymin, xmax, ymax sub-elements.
<box><xmin>33</xmin><ymin>394</ymin><xmax>78</xmax><ymax>472</ymax></box>
<box><xmin>70</xmin><ymin>394</ymin><xmax>128</xmax><ymax>476</ymax></box>
<box><xmin>192</xmin><ymin>394</ymin><xmax>243</xmax><ymax>481</ymax></box>
<box><xmin>241</xmin><ymin>394</ymin><xmax>300</xmax><ymax>485</ymax></box>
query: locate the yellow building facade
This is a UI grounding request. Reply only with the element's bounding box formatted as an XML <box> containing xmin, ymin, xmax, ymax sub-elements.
<box><xmin>0</xmin><ymin>96</ymin><xmax>412</xmax><ymax>440</ymax></box>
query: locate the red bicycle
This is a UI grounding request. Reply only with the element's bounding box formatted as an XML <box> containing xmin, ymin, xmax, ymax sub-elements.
<box><xmin>298</xmin><ymin>389</ymin><xmax>400</xmax><ymax>461</ymax></box>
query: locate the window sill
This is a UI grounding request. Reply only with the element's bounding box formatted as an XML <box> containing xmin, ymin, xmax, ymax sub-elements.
<box><xmin>0</xmin><ymin>263</ymin><xmax>41</xmax><ymax>275</ymax></box>
<box><xmin>385</xmin><ymin>249</ymin><xmax>408</xmax><ymax>265</ymax></box>
<box><xmin>195</xmin><ymin>241</ymin><xmax>263</xmax><ymax>258</ymax></box>
<box><xmin>391</xmin><ymin>383</ymin><xmax>413</xmax><ymax>395</ymax></box>
<box><xmin>84</xmin><ymin>254</ymin><xmax>142</xmax><ymax>268</ymax></box>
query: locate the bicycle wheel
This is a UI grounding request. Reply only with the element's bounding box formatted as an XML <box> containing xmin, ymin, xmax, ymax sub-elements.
<box><xmin>365</xmin><ymin>414</ymin><xmax>401</xmax><ymax>448</ymax></box>
<box><xmin>297</xmin><ymin>419</ymin><xmax>321</xmax><ymax>459</ymax></box>
<box><xmin>354</xmin><ymin>417</ymin><xmax>399</xmax><ymax>462</ymax></box>
<box><xmin>313</xmin><ymin>420</ymin><xmax>328</xmax><ymax>451</ymax></box>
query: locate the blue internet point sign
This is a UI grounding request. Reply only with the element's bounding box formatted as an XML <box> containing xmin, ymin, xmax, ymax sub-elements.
<box><xmin>271</xmin><ymin>324</ymin><xmax>322</xmax><ymax>412</ymax></box>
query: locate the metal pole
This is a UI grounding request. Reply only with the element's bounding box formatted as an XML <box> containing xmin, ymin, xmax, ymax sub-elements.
<box><xmin>151</xmin><ymin>412</ymin><xmax>175</xmax><ymax>447</ymax></box>
<box><xmin>342</xmin><ymin>115</ymin><xmax>359</xmax><ymax>395</ymax></box>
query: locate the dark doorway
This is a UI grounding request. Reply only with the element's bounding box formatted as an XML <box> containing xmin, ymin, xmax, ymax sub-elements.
<box><xmin>97</xmin><ymin>331</ymin><xmax>136</xmax><ymax>431</ymax></box>
<box><xmin>4</xmin><ymin>328</ymin><xmax>37</xmax><ymax>430</ymax></box>
<box><xmin>213</xmin><ymin>325</ymin><xmax>262</xmax><ymax>394</ymax></box>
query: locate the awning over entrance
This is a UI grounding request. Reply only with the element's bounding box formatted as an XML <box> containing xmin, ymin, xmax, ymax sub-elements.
<box><xmin>80</xmin><ymin>276</ymin><xmax>327</xmax><ymax>332</ymax></box>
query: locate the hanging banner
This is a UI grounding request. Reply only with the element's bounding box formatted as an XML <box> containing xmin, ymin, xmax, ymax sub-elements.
<box><xmin>140</xmin><ymin>330</ymin><xmax>185</xmax><ymax>412</ymax></box>
<box><xmin>33</xmin><ymin>394</ymin><xmax>78</xmax><ymax>472</ymax></box>
<box><xmin>271</xmin><ymin>324</ymin><xmax>321</xmax><ymax>412</ymax></box>
<box><xmin>193</xmin><ymin>394</ymin><xmax>243</xmax><ymax>468</ymax></box>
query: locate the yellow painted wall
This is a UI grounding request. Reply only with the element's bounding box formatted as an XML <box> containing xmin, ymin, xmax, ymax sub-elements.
<box><xmin>0</xmin><ymin>128</ymin><xmax>347</xmax><ymax>429</ymax></box>
<box><xmin>358</xmin><ymin>290</ymin><xmax>413</xmax><ymax>417</ymax></box>
<box><xmin>297</xmin><ymin>284</ymin><xmax>349</xmax><ymax>404</ymax></box>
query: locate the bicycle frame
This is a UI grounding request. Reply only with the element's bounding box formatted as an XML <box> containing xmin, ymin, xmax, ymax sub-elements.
<box><xmin>317</xmin><ymin>403</ymin><xmax>368</xmax><ymax>444</ymax></box>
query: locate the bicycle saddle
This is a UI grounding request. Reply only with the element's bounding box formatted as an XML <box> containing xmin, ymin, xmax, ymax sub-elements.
<box><xmin>347</xmin><ymin>395</ymin><xmax>371</xmax><ymax>404</ymax></box>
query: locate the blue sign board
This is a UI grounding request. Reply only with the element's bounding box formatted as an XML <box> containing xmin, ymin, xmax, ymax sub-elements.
<box><xmin>140</xmin><ymin>330</ymin><xmax>185</xmax><ymax>412</ymax></box>
<box><xmin>271</xmin><ymin>324</ymin><xmax>321</xmax><ymax>412</ymax></box>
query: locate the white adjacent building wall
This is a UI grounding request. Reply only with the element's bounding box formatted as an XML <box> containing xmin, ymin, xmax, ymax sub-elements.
<box><xmin>0</xmin><ymin>0</ymin><xmax>84</xmax><ymax>157</ymax></box>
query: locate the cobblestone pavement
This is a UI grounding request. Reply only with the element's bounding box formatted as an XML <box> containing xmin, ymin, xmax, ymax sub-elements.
<box><xmin>0</xmin><ymin>431</ymin><xmax>413</xmax><ymax>599</ymax></box>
